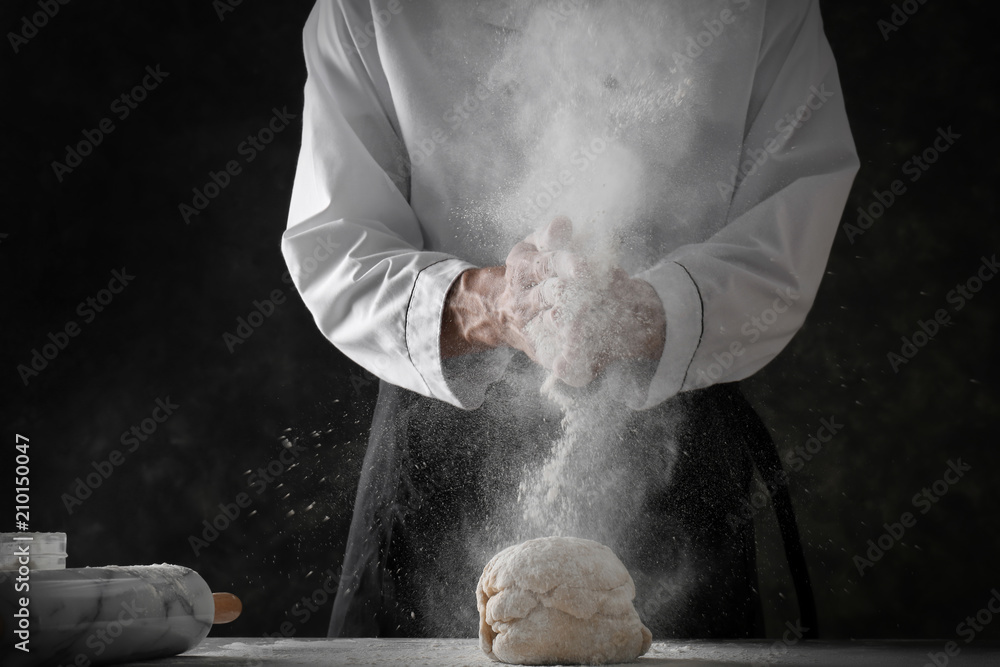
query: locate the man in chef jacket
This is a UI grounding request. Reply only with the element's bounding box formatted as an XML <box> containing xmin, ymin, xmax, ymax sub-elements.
<box><xmin>282</xmin><ymin>0</ymin><xmax>858</xmax><ymax>638</ymax></box>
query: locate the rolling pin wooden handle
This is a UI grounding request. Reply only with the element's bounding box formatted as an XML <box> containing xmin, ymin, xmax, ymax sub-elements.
<box><xmin>213</xmin><ymin>592</ymin><xmax>242</xmax><ymax>624</ymax></box>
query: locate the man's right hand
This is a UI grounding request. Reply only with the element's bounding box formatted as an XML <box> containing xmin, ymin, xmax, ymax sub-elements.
<box><xmin>441</xmin><ymin>217</ymin><xmax>575</xmax><ymax>360</ymax></box>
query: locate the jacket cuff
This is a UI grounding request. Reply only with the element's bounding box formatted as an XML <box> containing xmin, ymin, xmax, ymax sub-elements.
<box><xmin>405</xmin><ymin>258</ymin><xmax>508</xmax><ymax>409</ymax></box>
<box><xmin>631</xmin><ymin>261</ymin><xmax>704</xmax><ymax>409</ymax></box>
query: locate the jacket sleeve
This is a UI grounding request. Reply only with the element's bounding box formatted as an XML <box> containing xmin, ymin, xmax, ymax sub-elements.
<box><xmin>281</xmin><ymin>0</ymin><xmax>502</xmax><ymax>409</ymax></box>
<box><xmin>632</xmin><ymin>0</ymin><xmax>860</xmax><ymax>409</ymax></box>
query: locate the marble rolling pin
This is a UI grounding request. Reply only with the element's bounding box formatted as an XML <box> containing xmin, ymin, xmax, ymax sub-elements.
<box><xmin>0</xmin><ymin>564</ymin><xmax>241</xmax><ymax>666</ymax></box>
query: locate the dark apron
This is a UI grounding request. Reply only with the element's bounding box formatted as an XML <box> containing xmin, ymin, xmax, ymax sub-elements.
<box><xmin>327</xmin><ymin>355</ymin><xmax>814</xmax><ymax>639</ymax></box>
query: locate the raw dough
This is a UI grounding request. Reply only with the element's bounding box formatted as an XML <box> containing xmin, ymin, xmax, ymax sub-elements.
<box><xmin>477</xmin><ymin>536</ymin><xmax>652</xmax><ymax>665</ymax></box>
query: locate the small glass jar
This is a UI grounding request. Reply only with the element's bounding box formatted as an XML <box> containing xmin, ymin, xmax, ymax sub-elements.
<box><xmin>0</xmin><ymin>532</ymin><xmax>67</xmax><ymax>571</ymax></box>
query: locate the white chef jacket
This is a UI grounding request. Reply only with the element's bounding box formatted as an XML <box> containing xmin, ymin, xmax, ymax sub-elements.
<box><xmin>281</xmin><ymin>0</ymin><xmax>859</xmax><ymax>411</ymax></box>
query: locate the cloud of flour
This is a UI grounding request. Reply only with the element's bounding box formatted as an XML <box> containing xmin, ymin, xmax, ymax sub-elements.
<box><xmin>471</xmin><ymin>1</ymin><xmax>709</xmax><ymax>267</ymax></box>
<box><xmin>420</xmin><ymin>0</ymin><xmax>747</xmax><ymax>634</ymax></box>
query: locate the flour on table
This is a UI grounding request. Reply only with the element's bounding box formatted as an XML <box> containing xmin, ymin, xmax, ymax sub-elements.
<box><xmin>477</xmin><ymin>536</ymin><xmax>652</xmax><ymax>665</ymax></box>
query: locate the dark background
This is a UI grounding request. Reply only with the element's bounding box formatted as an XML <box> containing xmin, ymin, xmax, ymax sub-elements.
<box><xmin>2</xmin><ymin>0</ymin><xmax>997</xmax><ymax>642</ymax></box>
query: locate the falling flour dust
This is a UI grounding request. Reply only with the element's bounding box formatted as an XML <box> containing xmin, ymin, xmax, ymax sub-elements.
<box><xmin>411</xmin><ymin>0</ymin><xmax>744</xmax><ymax>636</ymax></box>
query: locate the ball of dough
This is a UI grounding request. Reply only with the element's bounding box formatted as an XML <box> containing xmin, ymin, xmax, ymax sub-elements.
<box><xmin>477</xmin><ymin>536</ymin><xmax>652</xmax><ymax>665</ymax></box>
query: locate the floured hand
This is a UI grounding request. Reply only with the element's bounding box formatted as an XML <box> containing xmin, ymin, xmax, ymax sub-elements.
<box><xmin>522</xmin><ymin>218</ymin><xmax>666</xmax><ymax>387</ymax></box>
<box><xmin>441</xmin><ymin>216</ymin><xmax>665</xmax><ymax>385</ymax></box>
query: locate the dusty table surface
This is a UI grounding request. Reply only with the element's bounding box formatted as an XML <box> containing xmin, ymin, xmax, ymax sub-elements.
<box><xmin>118</xmin><ymin>637</ymin><xmax>1000</xmax><ymax>666</ymax></box>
